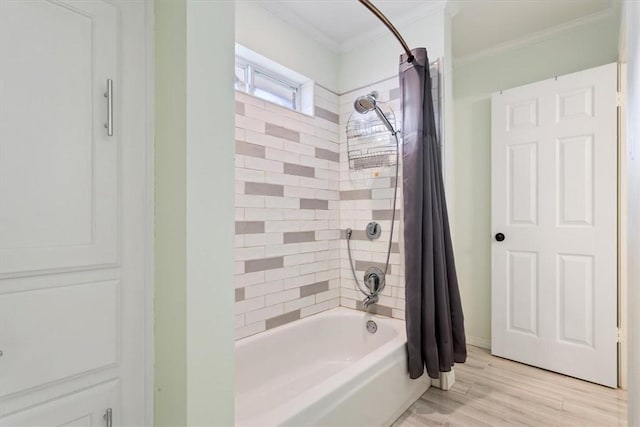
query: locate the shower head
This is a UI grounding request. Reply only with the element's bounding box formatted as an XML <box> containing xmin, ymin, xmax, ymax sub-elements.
<box><xmin>353</xmin><ymin>91</ymin><xmax>396</xmax><ymax>134</ymax></box>
<box><xmin>354</xmin><ymin>91</ymin><xmax>381</xmax><ymax>114</ymax></box>
<box><xmin>354</xmin><ymin>92</ymin><xmax>378</xmax><ymax>114</ymax></box>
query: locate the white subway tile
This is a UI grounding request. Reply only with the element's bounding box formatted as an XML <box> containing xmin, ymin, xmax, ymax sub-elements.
<box><xmin>245</xmin><ymin>303</ymin><xmax>284</xmax><ymax>324</ymax></box>
<box><xmin>300</xmin><ymin>301</ymin><xmax>329</xmax><ymax>318</ymax></box>
<box><xmin>245</xmin><ymin>157</ymin><xmax>284</xmax><ymax>174</ymax></box>
<box><xmin>245</xmin><ymin>208</ymin><xmax>283</xmax><ymax>221</ymax></box>
<box><xmin>245</xmin><ymin>280</ymin><xmax>284</xmax><ymax>298</ymax></box>
<box><xmin>284</xmin><ymin>295</ymin><xmax>315</xmax><ymax>311</ymax></box>
<box><xmin>264</xmin><ymin>221</ymin><xmax>300</xmax><ymax>233</ymax></box>
<box><xmin>283</xmin><ymin>274</ymin><xmax>316</xmax><ymax>290</ymax></box>
<box><xmin>236</xmin><ymin>168</ymin><xmax>265</xmax><ymax>183</ymax></box>
<box><xmin>236</xmin><ymin>271</ymin><xmax>266</xmax><ymax>287</ymax></box>
<box><xmin>236</xmin><ymin>114</ymin><xmax>265</xmax><ymax>133</ymax></box>
<box><xmin>265</xmin><ymin>265</ymin><xmax>300</xmax><ymax>281</ymax></box>
<box><xmin>264</xmin><ymin>196</ymin><xmax>299</xmax><ymax>209</ymax></box>
<box><xmin>245</xmin><ymin>129</ymin><xmax>284</xmax><ymax>150</ymax></box>
<box><xmin>235</xmin><ymin>314</ymin><xmax>245</xmax><ymax>328</ymax></box>
<box><xmin>235</xmin><ymin>194</ymin><xmax>265</xmax><ymax>208</ymax></box>
<box><xmin>265</xmin><ymin>289</ymin><xmax>300</xmax><ymax>306</ymax></box>
<box><xmin>236</xmin><ymin>321</ymin><xmax>266</xmax><ymax>339</ymax></box>
<box><xmin>284</xmin><ymin>252</ymin><xmax>315</xmax><ymax>266</ymax></box>
<box><xmin>235</xmin><ymin>296</ymin><xmax>265</xmax><ymax>314</ymax></box>
<box><xmin>235</xmin><ymin>246</ymin><xmax>265</xmax><ymax>261</ymax></box>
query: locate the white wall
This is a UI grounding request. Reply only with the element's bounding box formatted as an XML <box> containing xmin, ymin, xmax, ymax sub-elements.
<box><xmin>453</xmin><ymin>13</ymin><xmax>620</xmax><ymax>348</ymax></box>
<box><xmin>624</xmin><ymin>0</ymin><xmax>640</xmax><ymax>423</ymax></box>
<box><xmin>235</xmin><ymin>1</ymin><xmax>339</xmax><ymax>92</ymax></box>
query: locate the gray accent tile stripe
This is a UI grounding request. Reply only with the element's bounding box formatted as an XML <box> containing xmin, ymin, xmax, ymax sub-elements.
<box><xmin>235</xmin><ymin>288</ymin><xmax>245</xmax><ymax>302</ymax></box>
<box><xmin>314</xmin><ymin>106</ymin><xmax>339</xmax><ymax>124</ymax></box>
<box><xmin>235</xmin><ymin>221</ymin><xmax>265</xmax><ymax>234</ymax></box>
<box><xmin>340</xmin><ymin>189</ymin><xmax>372</xmax><ymax>200</ymax></box>
<box><xmin>391</xmin><ymin>242</ymin><xmax>400</xmax><ymax>253</ymax></box>
<box><xmin>266</xmin><ymin>309</ymin><xmax>301</xmax><ymax>329</ymax></box>
<box><xmin>372</xmin><ymin>209</ymin><xmax>401</xmax><ymax>220</ymax></box>
<box><xmin>245</xmin><ymin>256</ymin><xmax>284</xmax><ymax>273</ymax></box>
<box><xmin>315</xmin><ymin>147</ymin><xmax>340</xmax><ymax>163</ymax></box>
<box><xmin>236</xmin><ymin>101</ymin><xmax>245</xmax><ymax>115</ymax></box>
<box><xmin>347</xmin><ymin>229</ymin><xmax>368</xmax><ymax>240</ymax></box>
<box><xmin>300</xmin><ymin>281</ymin><xmax>329</xmax><ymax>298</ymax></box>
<box><xmin>236</xmin><ymin>141</ymin><xmax>265</xmax><ymax>158</ymax></box>
<box><xmin>389</xmin><ymin>87</ymin><xmax>400</xmax><ymax>100</ymax></box>
<box><xmin>266</xmin><ymin>123</ymin><xmax>300</xmax><ymax>142</ymax></box>
<box><xmin>283</xmin><ymin>231</ymin><xmax>315</xmax><ymax>244</ymax></box>
<box><xmin>355</xmin><ymin>260</ymin><xmax>390</xmax><ymax>274</ymax></box>
<box><xmin>244</xmin><ymin>182</ymin><xmax>284</xmax><ymax>196</ymax></box>
<box><xmin>300</xmin><ymin>198</ymin><xmax>328</xmax><ymax>210</ymax></box>
<box><xmin>284</xmin><ymin>163</ymin><xmax>315</xmax><ymax>178</ymax></box>
<box><xmin>356</xmin><ymin>301</ymin><xmax>393</xmax><ymax>317</ymax></box>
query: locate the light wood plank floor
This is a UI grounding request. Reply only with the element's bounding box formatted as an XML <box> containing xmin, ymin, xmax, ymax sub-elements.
<box><xmin>393</xmin><ymin>346</ymin><xmax>627</xmax><ymax>427</ymax></box>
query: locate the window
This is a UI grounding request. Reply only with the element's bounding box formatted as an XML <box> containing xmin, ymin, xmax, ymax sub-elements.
<box><xmin>235</xmin><ymin>44</ymin><xmax>314</xmax><ymax>115</ymax></box>
<box><xmin>235</xmin><ymin>60</ymin><xmax>300</xmax><ymax>110</ymax></box>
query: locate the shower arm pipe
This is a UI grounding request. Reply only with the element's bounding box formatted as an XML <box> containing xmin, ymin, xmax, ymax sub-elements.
<box><xmin>357</xmin><ymin>0</ymin><xmax>415</xmax><ymax>63</ymax></box>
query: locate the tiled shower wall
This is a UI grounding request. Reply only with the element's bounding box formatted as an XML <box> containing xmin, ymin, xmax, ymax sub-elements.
<box><xmin>234</xmin><ymin>87</ymin><xmax>342</xmax><ymax>339</ymax></box>
<box><xmin>338</xmin><ymin>78</ymin><xmax>406</xmax><ymax>321</ymax></box>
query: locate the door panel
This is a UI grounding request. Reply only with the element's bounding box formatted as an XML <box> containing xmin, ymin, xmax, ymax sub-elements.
<box><xmin>492</xmin><ymin>63</ymin><xmax>617</xmax><ymax>387</ymax></box>
<box><xmin>0</xmin><ymin>281</ymin><xmax>118</xmax><ymax>396</ymax></box>
<box><xmin>1</xmin><ymin>380</ymin><xmax>117</xmax><ymax>427</ymax></box>
<box><xmin>0</xmin><ymin>0</ymin><xmax>118</xmax><ymax>274</ymax></box>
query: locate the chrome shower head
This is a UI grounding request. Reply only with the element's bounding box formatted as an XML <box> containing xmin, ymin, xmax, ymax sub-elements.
<box><xmin>353</xmin><ymin>91</ymin><xmax>395</xmax><ymax>134</ymax></box>
<box><xmin>354</xmin><ymin>91</ymin><xmax>379</xmax><ymax>114</ymax></box>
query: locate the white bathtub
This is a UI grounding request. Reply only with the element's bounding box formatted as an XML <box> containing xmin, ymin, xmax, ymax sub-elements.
<box><xmin>235</xmin><ymin>307</ymin><xmax>430</xmax><ymax>426</ymax></box>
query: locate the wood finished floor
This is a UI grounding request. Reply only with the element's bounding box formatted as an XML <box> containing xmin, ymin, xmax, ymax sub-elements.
<box><xmin>393</xmin><ymin>346</ymin><xmax>628</xmax><ymax>427</ymax></box>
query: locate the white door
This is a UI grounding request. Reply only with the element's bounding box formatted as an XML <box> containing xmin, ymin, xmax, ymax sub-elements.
<box><xmin>491</xmin><ymin>63</ymin><xmax>618</xmax><ymax>387</ymax></box>
<box><xmin>0</xmin><ymin>0</ymin><xmax>149</xmax><ymax>424</ymax></box>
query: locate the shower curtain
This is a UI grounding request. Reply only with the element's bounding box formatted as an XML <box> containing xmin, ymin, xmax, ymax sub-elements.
<box><xmin>400</xmin><ymin>48</ymin><xmax>467</xmax><ymax>380</ymax></box>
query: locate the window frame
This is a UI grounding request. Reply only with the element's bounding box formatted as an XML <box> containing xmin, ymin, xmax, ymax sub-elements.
<box><xmin>235</xmin><ymin>57</ymin><xmax>302</xmax><ymax>112</ymax></box>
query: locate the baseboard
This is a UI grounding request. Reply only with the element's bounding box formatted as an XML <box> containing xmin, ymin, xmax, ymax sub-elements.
<box><xmin>466</xmin><ymin>335</ymin><xmax>491</xmax><ymax>350</ymax></box>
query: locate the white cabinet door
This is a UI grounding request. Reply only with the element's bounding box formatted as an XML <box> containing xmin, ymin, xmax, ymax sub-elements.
<box><xmin>491</xmin><ymin>63</ymin><xmax>618</xmax><ymax>387</ymax></box>
<box><xmin>0</xmin><ymin>0</ymin><xmax>117</xmax><ymax>274</ymax></box>
<box><xmin>0</xmin><ymin>0</ymin><xmax>148</xmax><ymax>424</ymax></box>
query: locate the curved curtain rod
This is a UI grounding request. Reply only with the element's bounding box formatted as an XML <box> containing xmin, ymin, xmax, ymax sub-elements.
<box><xmin>357</xmin><ymin>0</ymin><xmax>415</xmax><ymax>63</ymax></box>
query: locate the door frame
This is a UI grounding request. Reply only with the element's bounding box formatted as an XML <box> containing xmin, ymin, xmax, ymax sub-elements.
<box><xmin>116</xmin><ymin>0</ymin><xmax>155</xmax><ymax>423</ymax></box>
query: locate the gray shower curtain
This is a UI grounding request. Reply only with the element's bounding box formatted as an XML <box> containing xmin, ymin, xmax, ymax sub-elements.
<box><xmin>400</xmin><ymin>48</ymin><xmax>467</xmax><ymax>380</ymax></box>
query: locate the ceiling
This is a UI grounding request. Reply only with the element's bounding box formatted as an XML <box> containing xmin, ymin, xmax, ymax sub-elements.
<box><xmin>255</xmin><ymin>0</ymin><xmax>616</xmax><ymax>58</ymax></box>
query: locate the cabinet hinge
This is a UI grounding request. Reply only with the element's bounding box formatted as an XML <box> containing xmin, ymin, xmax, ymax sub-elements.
<box><xmin>616</xmin><ymin>92</ymin><xmax>623</xmax><ymax>107</ymax></box>
<box><xmin>617</xmin><ymin>328</ymin><xmax>622</xmax><ymax>343</ymax></box>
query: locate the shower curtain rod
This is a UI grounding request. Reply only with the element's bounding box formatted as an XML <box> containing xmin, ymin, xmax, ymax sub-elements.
<box><xmin>357</xmin><ymin>0</ymin><xmax>415</xmax><ymax>63</ymax></box>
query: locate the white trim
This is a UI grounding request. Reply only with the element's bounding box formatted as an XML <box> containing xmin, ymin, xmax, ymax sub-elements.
<box><xmin>454</xmin><ymin>8</ymin><xmax>616</xmax><ymax>67</ymax></box>
<box><xmin>258</xmin><ymin>0</ymin><xmax>447</xmax><ymax>55</ymax></box>
<box><xmin>339</xmin><ymin>1</ymin><xmax>448</xmax><ymax>53</ymax></box>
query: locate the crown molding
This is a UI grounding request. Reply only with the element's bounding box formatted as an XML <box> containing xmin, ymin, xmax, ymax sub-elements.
<box><xmin>453</xmin><ymin>7</ymin><xmax>617</xmax><ymax>67</ymax></box>
<box><xmin>339</xmin><ymin>0</ymin><xmax>448</xmax><ymax>53</ymax></box>
<box><xmin>258</xmin><ymin>1</ymin><xmax>343</xmax><ymax>53</ymax></box>
<box><xmin>257</xmin><ymin>0</ymin><xmax>449</xmax><ymax>55</ymax></box>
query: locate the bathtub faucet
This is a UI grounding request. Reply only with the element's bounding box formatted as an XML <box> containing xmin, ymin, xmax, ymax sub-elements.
<box><xmin>362</xmin><ymin>293</ymin><xmax>378</xmax><ymax>309</ymax></box>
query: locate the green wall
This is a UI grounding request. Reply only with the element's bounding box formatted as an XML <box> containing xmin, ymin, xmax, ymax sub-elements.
<box><xmin>155</xmin><ymin>1</ymin><xmax>235</xmax><ymax>425</ymax></box>
<box><xmin>155</xmin><ymin>0</ymin><xmax>187</xmax><ymax>423</ymax></box>
<box><xmin>453</xmin><ymin>14</ymin><xmax>621</xmax><ymax>347</ymax></box>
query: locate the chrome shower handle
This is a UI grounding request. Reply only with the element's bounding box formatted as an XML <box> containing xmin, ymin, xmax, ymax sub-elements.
<box><xmin>104</xmin><ymin>79</ymin><xmax>113</xmax><ymax>136</ymax></box>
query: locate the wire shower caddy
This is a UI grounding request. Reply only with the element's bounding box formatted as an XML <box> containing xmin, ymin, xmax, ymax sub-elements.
<box><xmin>345</xmin><ymin>103</ymin><xmax>398</xmax><ymax>170</ymax></box>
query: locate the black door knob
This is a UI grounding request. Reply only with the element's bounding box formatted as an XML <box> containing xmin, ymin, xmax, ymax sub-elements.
<box><xmin>495</xmin><ymin>233</ymin><xmax>505</xmax><ymax>242</ymax></box>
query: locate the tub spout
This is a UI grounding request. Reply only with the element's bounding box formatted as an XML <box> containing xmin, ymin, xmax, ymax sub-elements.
<box><xmin>363</xmin><ymin>294</ymin><xmax>378</xmax><ymax>309</ymax></box>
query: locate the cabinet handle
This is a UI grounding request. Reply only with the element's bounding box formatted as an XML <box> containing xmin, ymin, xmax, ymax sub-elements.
<box><xmin>104</xmin><ymin>408</ymin><xmax>112</xmax><ymax>427</ymax></box>
<box><xmin>104</xmin><ymin>79</ymin><xmax>113</xmax><ymax>136</ymax></box>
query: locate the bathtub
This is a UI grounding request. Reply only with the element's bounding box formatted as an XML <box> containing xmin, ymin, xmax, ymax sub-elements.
<box><xmin>235</xmin><ymin>307</ymin><xmax>430</xmax><ymax>426</ymax></box>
